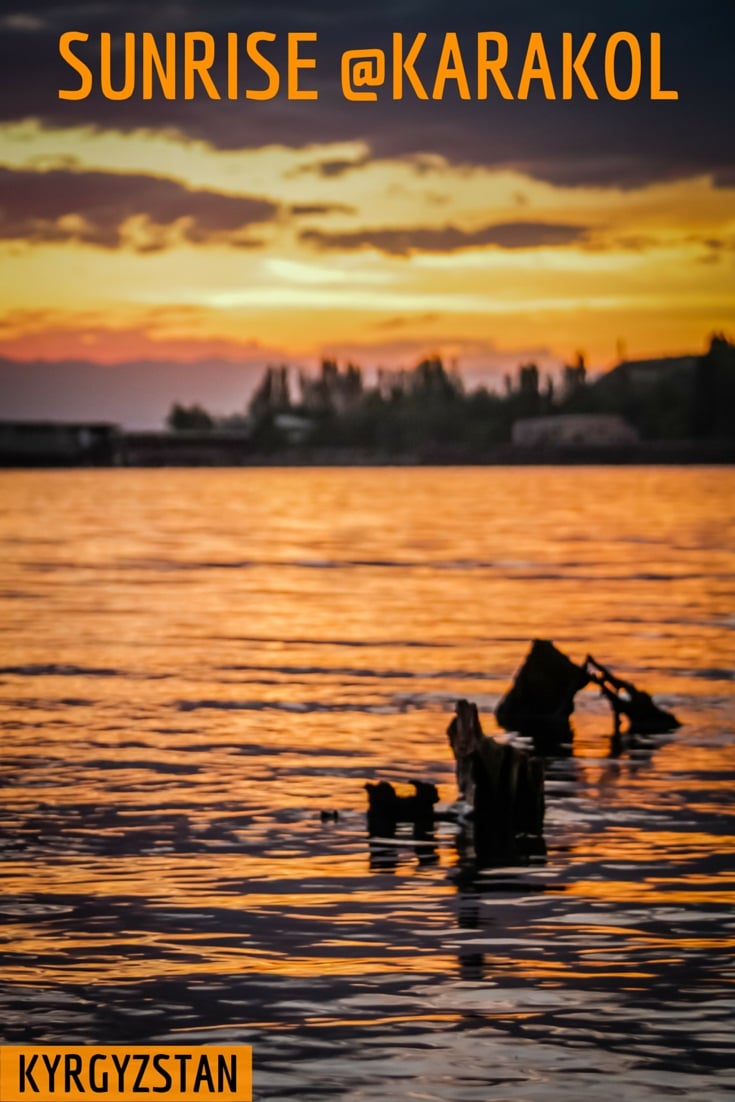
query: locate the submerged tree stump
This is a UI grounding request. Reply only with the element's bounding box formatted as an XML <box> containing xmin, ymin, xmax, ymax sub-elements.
<box><xmin>495</xmin><ymin>639</ymin><xmax>590</xmax><ymax>751</ymax></box>
<box><xmin>365</xmin><ymin>780</ymin><xmax>439</xmax><ymax>839</ymax></box>
<box><xmin>447</xmin><ymin>699</ymin><xmax>545</xmax><ymax>865</ymax></box>
<box><xmin>494</xmin><ymin>638</ymin><xmax>680</xmax><ymax>752</ymax></box>
<box><xmin>363</xmin><ymin>640</ymin><xmax>679</xmax><ymax>871</ymax></box>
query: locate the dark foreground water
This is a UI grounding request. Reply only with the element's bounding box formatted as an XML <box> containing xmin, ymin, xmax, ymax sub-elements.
<box><xmin>0</xmin><ymin>467</ymin><xmax>733</xmax><ymax>1101</ymax></box>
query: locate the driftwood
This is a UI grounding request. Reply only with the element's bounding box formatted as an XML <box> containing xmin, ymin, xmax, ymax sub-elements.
<box><xmin>363</xmin><ymin>641</ymin><xmax>678</xmax><ymax>870</ymax></box>
<box><xmin>586</xmin><ymin>655</ymin><xmax>681</xmax><ymax>737</ymax></box>
<box><xmin>495</xmin><ymin>639</ymin><xmax>589</xmax><ymax>750</ymax></box>
<box><xmin>365</xmin><ymin>780</ymin><xmax>439</xmax><ymax>839</ymax></box>
<box><xmin>448</xmin><ymin>699</ymin><xmax>545</xmax><ymax>865</ymax></box>
<box><xmin>495</xmin><ymin>639</ymin><xmax>680</xmax><ymax>750</ymax></box>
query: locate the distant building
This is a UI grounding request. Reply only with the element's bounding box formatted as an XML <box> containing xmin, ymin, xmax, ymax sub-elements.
<box><xmin>512</xmin><ymin>413</ymin><xmax>639</xmax><ymax>448</ymax></box>
<box><xmin>589</xmin><ymin>337</ymin><xmax>735</xmax><ymax>441</ymax></box>
<box><xmin>0</xmin><ymin>421</ymin><xmax>121</xmax><ymax>466</ymax></box>
<box><xmin>594</xmin><ymin>354</ymin><xmax>698</xmax><ymax>398</ymax></box>
<box><xmin>273</xmin><ymin>413</ymin><xmax>314</xmax><ymax>444</ymax></box>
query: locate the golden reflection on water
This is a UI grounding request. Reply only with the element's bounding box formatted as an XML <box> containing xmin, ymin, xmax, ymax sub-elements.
<box><xmin>0</xmin><ymin>467</ymin><xmax>734</xmax><ymax>1097</ymax></box>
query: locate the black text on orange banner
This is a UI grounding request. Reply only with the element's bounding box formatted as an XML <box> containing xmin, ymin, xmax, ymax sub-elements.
<box><xmin>0</xmin><ymin>1046</ymin><xmax>252</xmax><ymax>1102</ymax></box>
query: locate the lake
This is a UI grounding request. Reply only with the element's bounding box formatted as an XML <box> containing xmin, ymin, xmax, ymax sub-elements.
<box><xmin>0</xmin><ymin>467</ymin><xmax>733</xmax><ymax>1100</ymax></box>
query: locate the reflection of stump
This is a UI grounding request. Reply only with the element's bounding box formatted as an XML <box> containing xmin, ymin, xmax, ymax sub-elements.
<box><xmin>495</xmin><ymin>639</ymin><xmax>589</xmax><ymax>751</ymax></box>
<box><xmin>448</xmin><ymin>699</ymin><xmax>544</xmax><ymax>866</ymax></box>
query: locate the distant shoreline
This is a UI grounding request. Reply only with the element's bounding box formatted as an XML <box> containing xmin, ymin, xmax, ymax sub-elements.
<box><xmin>1</xmin><ymin>433</ymin><xmax>734</xmax><ymax>469</ymax></box>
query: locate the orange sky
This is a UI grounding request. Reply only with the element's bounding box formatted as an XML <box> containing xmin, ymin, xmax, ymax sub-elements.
<box><xmin>2</xmin><ymin>120</ymin><xmax>733</xmax><ymax>379</ymax></box>
<box><xmin>0</xmin><ymin>5</ymin><xmax>733</xmax><ymax>422</ymax></box>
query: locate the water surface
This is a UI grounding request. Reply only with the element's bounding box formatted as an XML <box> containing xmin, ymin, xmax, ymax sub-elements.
<box><xmin>0</xmin><ymin>467</ymin><xmax>733</xmax><ymax>1100</ymax></box>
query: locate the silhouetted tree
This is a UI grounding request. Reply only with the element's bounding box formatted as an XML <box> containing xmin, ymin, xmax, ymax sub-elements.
<box><xmin>248</xmin><ymin>365</ymin><xmax>291</xmax><ymax>422</ymax></box>
<box><xmin>512</xmin><ymin>362</ymin><xmax>540</xmax><ymax>416</ymax></box>
<box><xmin>560</xmin><ymin>352</ymin><xmax>588</xmax><ymax>409</ymax></box>
<box><xmin>163</xmin><ymin>335</ymin><xmax>734</xmax><ymax>454</ymax></box>
<box><xmin>300</xmin><ymin>359</ymin><xmax>364</xmax><ymax>413</ymax></box>
<box><xmin>166</xmin><ymin>402</ymin><xmax>214</xmax><ymax>431</ymax></box>
<box><xmin>410</xmin><ymin>356</ymin><xmax>463</xmax><ymax>401</ymax></box>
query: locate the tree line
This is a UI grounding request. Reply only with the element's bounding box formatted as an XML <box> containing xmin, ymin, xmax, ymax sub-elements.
<box><xmin>167</xmin><ymin>334</ymin><xmax>735</xmax><ymax>452</ymax></box>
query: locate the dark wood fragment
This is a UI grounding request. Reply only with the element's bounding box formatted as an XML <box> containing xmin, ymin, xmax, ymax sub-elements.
<box><xmin>495</xmin><ymin>639</ymin><xmax>589</xmax><ymax>750</ymax></box>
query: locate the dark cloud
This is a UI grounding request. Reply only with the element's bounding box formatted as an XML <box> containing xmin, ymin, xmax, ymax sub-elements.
<box><xmin>0</xmin><ymin>166</ymin><xmax>278</xmax><ymax>249</ymax></box>
<box><xmin>377</xmin><ymin>312</ymin><xmax>441</xmax><ymax>329</ymax></box>
<box><xmin>295</xmin><ymin>157</ymin><xmax>371</xmax><ymax>179</ymax></box>
<box><xmin>609</xmin><ymin>234</ymin><xmax>661</xmax><ymax>252</ymax></box>
<box><xmin>289</xmin><ymin>202</ymin><xmax>354</xmax><ymax>215</ymax></box>
<box><xmin>0</xmin><ymin>1</ymin><xmax>733</xmax><ymax>188</ymax></box>
<box><xmin>0</xmin><ymin>13</ymin><xmax>47</xmax><ymax>31</ymax></box>
<box><xmin>714</xmin><ymin>169</ymin><xmax>735</xmax><ymax>189</ymax></box>
<box><xmin>301</xmin><ymin>220</ymin><xmax>588</xmax><ymax>255</ymax></box>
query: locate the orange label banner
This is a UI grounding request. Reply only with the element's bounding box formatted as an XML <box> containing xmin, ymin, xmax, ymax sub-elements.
<box><xmin>0</xmin><ymin>1046</ymin><xmax>252</xmax><ymax>1102</ymax></box>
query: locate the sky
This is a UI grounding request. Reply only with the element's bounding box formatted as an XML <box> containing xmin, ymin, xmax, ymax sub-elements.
<box><xmin>0</xmin><ymin>0</ymin><xmax>733</xmax><ymax>426</ymax></box>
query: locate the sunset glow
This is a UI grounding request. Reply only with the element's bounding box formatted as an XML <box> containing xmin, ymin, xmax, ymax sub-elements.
<box><xmin>2</xmin><ymin>119</ymin><xmax>733</xmax><ymax>373</ymax></box>
<box><xmin>0</xmin><ymin>3</ymin><xmax>733</xmax><ymax>422</ymax></box>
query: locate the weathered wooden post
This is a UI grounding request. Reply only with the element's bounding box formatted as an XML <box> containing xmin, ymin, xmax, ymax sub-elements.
<box><xmin>447</xmin><ymin>699</ymin><xmax>545</xmax><ymax>865</ymax></box>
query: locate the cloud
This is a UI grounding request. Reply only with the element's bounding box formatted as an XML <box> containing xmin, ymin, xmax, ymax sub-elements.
<box><xmin>0</xmin><ymin>306</ymin><xmax>277</xmax><ymax>364</ymax></box>
<box><xmin>0</xmin><ymin>0</ymin><xmax>732</xmax><ymax>189</ymax></box>
<box><xmin>0</xmin><ymin>13</ymin><xmax>47</xmax><ymax>31</ymax></box>
<box><xmin>714</xmin><ymin>169</ymin><xmax>735</xmax><ymax>189</ymax></box>
<box><xmin>376</xmin><ymin>312</ymin><xmax>441</xmax><ymax>330</ymax></box>
<box><xmin>301</xmin><ymin>220</ymin><xmax>589</xmax><ymax>255</ymax></box>
<box><xmin>0</xmin><ymin>166</ymin><xmax>278</xmax><ymax>249</ymax></box>
<box><xmin>289</xmin><ymin>202</ymin><xmax>354</xmax><ymax>216</ymax></box>
<box><xmin>294</xmin><ymin>157</ymin><xmax>371</xmax><ymax>179</ymax></box>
